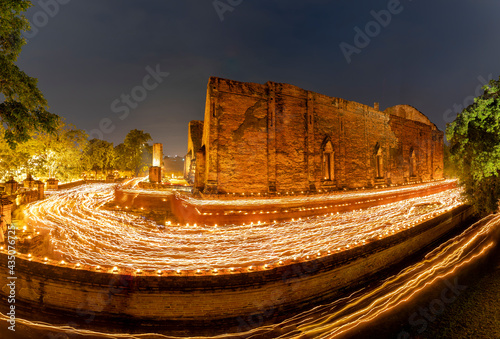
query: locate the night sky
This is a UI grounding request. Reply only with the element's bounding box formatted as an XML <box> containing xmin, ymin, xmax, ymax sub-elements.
<box><xmin>17</xmin><ymin>0</ymin><xmax>500</xmax><ymax>156</ymax></box>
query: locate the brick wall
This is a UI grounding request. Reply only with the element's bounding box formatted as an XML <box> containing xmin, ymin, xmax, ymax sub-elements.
<box><xmin>195</xmin><ymin>77</ymin><xmax>444</xmax><ymax>195</ymax></box>
<box><xmin>184</xmin><ymin>120</ymin><xmax>204</xmax><ymax>183</ymax></box>
<box><xmin>58</xmin><ymin>180</ymin><xmax>86</xmax><ymax>190</ymax></box>
<box><xmin>172</xmin><ymin>181</ymin><xmax>455</xmax><ymax>225</ymax></box>
<box><xmin>114</xmin><ymin>189</ymin><xmax>172</xmax><ymax>210</ymax></box>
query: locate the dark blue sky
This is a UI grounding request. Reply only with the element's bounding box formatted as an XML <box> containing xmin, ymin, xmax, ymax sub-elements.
<box><xmin>17</xmin><ymin>0</ymin><xmax>500</xmax><ymax>156</ymax></box>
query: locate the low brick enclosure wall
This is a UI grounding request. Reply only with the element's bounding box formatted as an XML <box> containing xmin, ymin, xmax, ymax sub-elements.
<box><xmin>0</xmin><ymin>204</ymin><xmax>473</xmax><ymax>331</ymax></box>
<box><xmin>57</xmin><ymin>180</ymin><xmax>86</xmax><ymax>190</ymax></box>
<box><xmin>174</xmin><ymin>180</ymin><xmax>455</xmax><ymax>225</ymax></box>
<box><xmin>114</xmin><ymin>189</ymin><xmax>173</xmax><ymax>211</ymax></box>
<box><xmin>47</xmin><ymin>180</ymin><xmax>117</xmax><ymax>191</ymax></box>
<box><xmin>113</xmin><ymin>181</ymin><xmax>456</xmax><ymax>225</ymax></box>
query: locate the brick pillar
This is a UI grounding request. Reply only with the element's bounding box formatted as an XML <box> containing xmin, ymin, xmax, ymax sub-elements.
<box><xmin>35</xmin><ymin>180</ymin><xmax>44</xmax><ymax>200</ymax></box>
<box><xmin>23</xmin><ymin>173</ymin><xmax>35</xmax><ymax>189</ymax></box>
<box><xmin>184</xmin><ymin>152</ymin><xmax>191</xmax><ymax>181</ymax></box>
<box><xmin>204</xmin><ymin>78</ymin><xmax>219</xmax><ymax>194</ymax></box>
<box><xmin>195</xmin><ymin>148</ymin><xmax>206</xmax><ymax>191</ymax></box>
<box><xmin>46</xmin><ymin>178</ymin><xmax>59</xmax><ymax>190</ymax></box>
<box><xmin>306</xmin><ymin>91</ymin><xmax>316</xmax><ymax>192</ymax></box>
<box><xmin>339</xmin><ymin>111</ymin><xmax>346</xmax><ymax>188</ymax></box>
<box><xmin>152</xmin><ymin>143</ymin><xmax>163</xmax><ymax>167</ymax></box>
<box><xmin>267</xmin><ymin>81</ymin><xmax>277</xmax><ymax>193</ymax></box>
<box><xmin>0</xmin><ymin>195</ymin><xmax>13</xmax><ymax>242</ymax></box>
<box><xmin>5</xmin><ymin>177</ymin><xmax>18</xmax><ymax>195</ymax></box>
<box><xmin>149</xmin><ymin>166</ymin><xmax>162</xmax><ymax>183</ymax></box>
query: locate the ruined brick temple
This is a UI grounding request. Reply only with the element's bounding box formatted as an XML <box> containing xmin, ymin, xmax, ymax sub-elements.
<box><xmin>188</xmin><ymin>77</ymin><xmax>443</xmax><ymax>194</ymax></box>
<box><xmin>184</xmin><ymin>120</ymin><xmax>204</xmax><ymax>184</ymax></box>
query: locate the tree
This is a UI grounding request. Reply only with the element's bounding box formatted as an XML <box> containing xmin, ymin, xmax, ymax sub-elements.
<box><xmin>0</xmin><ymin>0</ymin><xmax>59</xmax><ymax>148</ymax></box>
<box><xmin>115</xmin><ymin>129</ymin><xmax>152</xmax><ymax>176</ymax></box>
<box><xmin>114</xmin><ymin>143</ymin><xmax>129</xmax><ymax>173</ymax></box>
<box><xmin>443</xmin><ymin>143</ymin><xmax>459</xmax><ymax>179</ymax></box>
<box><xmin>0</xmin><ymin>120</ymin><xmax>87</xmax><ymax>182</ymax></box>
<box><xmin>83</xmin><ymin>139</ymin><xmax>115</xmax><ymax>177</ymax></box>
<box><xmin>447</xmin><ymin>76</ymin><xmax>500</xmax><ymax>216</ymax></box>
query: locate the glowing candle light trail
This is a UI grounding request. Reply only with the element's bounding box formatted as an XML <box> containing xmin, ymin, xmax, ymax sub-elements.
<box><xmin>23</xmin><ymin>183</ymin><xmax>463</xmax><ymax>271</ymax></box>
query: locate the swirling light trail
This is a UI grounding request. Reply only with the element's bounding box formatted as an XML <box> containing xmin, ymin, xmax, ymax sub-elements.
<box><xmin>23</xmin><ymin>183</ymin><xmax>463</xmax><ymax>272</ymax></box>
<box><xmin>2</xmin><ymin>205</ymin><xmax>498</xmax><ymax>339</ymax></box>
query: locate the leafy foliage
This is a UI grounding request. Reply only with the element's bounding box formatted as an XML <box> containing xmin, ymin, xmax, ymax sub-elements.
<box><xmin>0</xmin><ymin>0</ymin><xmax>59</xmax><ymax>148</ymax></box>
<box><xmin>113</xmin><ymin>143</ymin><xmax>128</xmax><ymax>173</ymax></box>
<box><xmin>447</xmin><ymin>76</ymin><xmax>500</xmax><ymax>215</ymax></box>
<box><xmin>114</xmin><ymin>129</ymin><xmax>152</xmax><ymax>176</ymax></box>
<box><xmin>443</xmin><ymin>143</ymin><xmax>459</xmax><ymax>179</ymax></box>
<box><xmin>83</xmin><ymin>139</ymin><xmax>115</xmax><ymax>176</ymax></box>
<box><xmin>0</xmin><ymin>121</ymin><xmax>87</xmax><ymax>182</ymax></box>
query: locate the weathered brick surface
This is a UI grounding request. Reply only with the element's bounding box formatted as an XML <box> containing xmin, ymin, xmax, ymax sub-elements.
<box><xmin>172</xmin><ymin>181</ymin><xmax>456</xmax><ymax>225</ymax></box>
<box><xmin>194</xmin><ymin>77</ymin><xmax>444</xmax><ymax>195</ymax></box>
<box><xmin>184</xmin><ymin>121</ymin><xmax>204</xmax><ymax>183</ymax></box>
<box><xmin>0</xmin><ymin>206</ymin><xmax>472</xmax><ymax>326</ymax></box>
